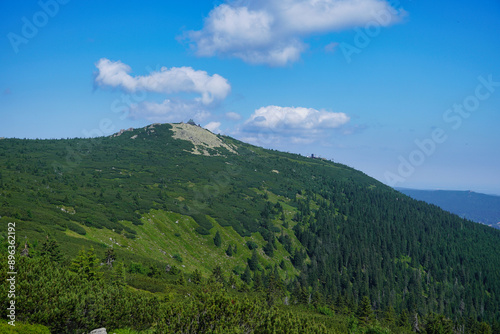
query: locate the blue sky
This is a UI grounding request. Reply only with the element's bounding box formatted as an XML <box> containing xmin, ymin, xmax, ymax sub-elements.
<box><xmin>1</xmin><ymin>0</ymin><xmax>499</xmax><ymax>195</ymax></box>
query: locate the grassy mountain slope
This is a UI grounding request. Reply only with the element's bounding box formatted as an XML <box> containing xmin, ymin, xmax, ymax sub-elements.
<box><xmin>70</xmin><ymin>208</ymin><xmax>300</xmax><ymax>279</ymax></box>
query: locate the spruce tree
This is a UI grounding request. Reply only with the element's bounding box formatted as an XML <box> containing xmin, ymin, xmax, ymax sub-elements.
<box><xmin>266</xmin><ymin>271</ymin><xmax>285</xmax><ymax>307</ymax></box>
<box><xmin>192</xmin><ymin>269</ymin><xmax>202</xmax><ymax>284</ymax></box>
<box><xmin>214</xmin><ymin>231</ymin><xmax>222</xmax><ymax>247</ymax></box>
<box><xmin>425</xmin><ymin>313</ymin><xmax>453</xmax><ymax>334</ymax></box>
<box><xmin>335</xmin><ymin>294</ymin><xmax>347</xmax><ymax>314</ymax></box>
<box><xmin>70</xmin><ymin>247</ymin><xmax>100</xmax><ymax>281</ymax></box>
<box><xmin>312</xmin><ymin>290</ymin><xmax>322</xmax><ymax>308</ymax></box>
<box><xmin>248</xmin><ymin>249</ymin><xmax>259</xmax><ymax>271</ymax></box>
<box><xmin>112</xmin><ymin>262</ymin><xmax>126</xmax><ymax>286</ymax></box>
<box><xmin>384</xmin><ymin>305</ymin><xmax>396</xmax><ymax>325</ymax></box>
<box><xmin>176</xmin><ymin>272</ymin><xmax>186</xmax><ymax>285</ymax></box>
<box><xmin>226</xmin><ymin>244</ymin><xmax>233</xmax><ymax>256</ymax></box>
<box><xmin>357</xmin><ymin>296</ymin><xmax>374</xmax><ymax>325</ymax></box>
<box><xmin>211</xmin><ymin>265</ymin><xmax>224</xmax><ymax>284</ymax></box>
<box><xmin>253</xmin><ymin>271</ymin><xmax>263</xmax><ymax>292</ymax></box>
<box><xmin>300</xmin><ymin>286</ymin><xmax>309</xmax><ymax>304</ymax></box>
<box><xmin>241</xmin><ymin>265</ymin><xmax>252</xmax><ymax>284</ymax></box>
<box><xmin>398</xmin><ymin>309</ymin><xmax>411</xmax><ymax>330</ymax></box>
<box><xmin>492</xmin><ymin>320</ymin><xmax>500</xmax><ymax>334</ymax></box>
<box><xmin>40</xmin><ymin>238</ymin><xmax>62</xmax><ymax>263</ymax></box>
<box><xmin>263</xmin><ymin>241</ymin><xmax>274</xmax><ymax>257</ymax></box>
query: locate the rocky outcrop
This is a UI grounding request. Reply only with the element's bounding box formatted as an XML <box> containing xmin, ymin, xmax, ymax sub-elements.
<box><xmin>89</xmin><ymin>328</ymin><xmax>107</xmax><ymax>334</ymax></box>
<box><xmin>111</xmin><ymin>128</ymin><xmax>134</xmax><ymax>137</ymax></box>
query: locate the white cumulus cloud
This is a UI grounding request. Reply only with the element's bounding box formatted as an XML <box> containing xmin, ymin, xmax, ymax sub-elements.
<box><xmin>95</xmin><ymin>58</ymin><xmax>231</xmax><ymax>104</ymax></box>
<box><xmin>245</xmin><ymin>105</ymin><xmax>350</xmax><ymax>130</ymax></box>
<box><xmin>95</xmin><ymin>58</ymin><xmax>232</xmax><ymax>124</ymax></box>
<box><xmin>187</xmin><ymin>0</ymin><xmax>406</xmax><ymax>66</ymax></box>
<box><xmin>239</xmin><ymin>105</ymin><xmax>350</xmax><ymax>146</ymax></box>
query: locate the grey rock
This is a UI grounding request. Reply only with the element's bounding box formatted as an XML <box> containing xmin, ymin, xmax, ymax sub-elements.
<box><xmin>89</xmin><ymin>328</ymin><xmax>107</xmax><ymax>334</ymax></box>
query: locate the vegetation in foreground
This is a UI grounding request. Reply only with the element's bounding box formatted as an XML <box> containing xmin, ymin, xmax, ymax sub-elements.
<box><xmin>0</xmin><ymin>240</ymin><xmax>498</xmax><ymax>333</ymax></box>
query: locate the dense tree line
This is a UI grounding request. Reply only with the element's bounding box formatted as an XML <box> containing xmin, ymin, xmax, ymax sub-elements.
<box><xmin>289</xmin><ymin>181</ymin><xmax>500</xmax><ymax>329</ymax></box>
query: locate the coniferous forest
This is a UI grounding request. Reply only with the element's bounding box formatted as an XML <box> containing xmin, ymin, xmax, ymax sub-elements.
<box><xmin>0</xmin><ymin>123</ymin><xmax>499</xmax><ymax>333</ymax></box>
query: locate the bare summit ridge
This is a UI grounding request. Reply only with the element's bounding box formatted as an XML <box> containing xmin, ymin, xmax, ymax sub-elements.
<box><xmin>170</xmin><ymin>122</ymin><xmax>238</xmax><ymax>156</ymax></box>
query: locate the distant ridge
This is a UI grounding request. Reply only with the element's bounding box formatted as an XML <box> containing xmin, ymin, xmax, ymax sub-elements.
<box><xmin>396</xmin><ymin>188</ymin><xmax>500</xmax><ymax>230</ymax></box>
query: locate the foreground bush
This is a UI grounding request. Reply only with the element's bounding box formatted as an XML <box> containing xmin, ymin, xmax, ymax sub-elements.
<box><xmin>154</xmin><ymin>283</ymin><xmax>328</xmax><ymax>334</ymax></box>
<box><xmin>0</xmin><ymin>320</ymin><xmax>50</xmax><ymax>334</ymax></box>
<box><xmin>0</xmin><ymin>256</ymin><xmax>158</xmax><ymax>334</ymax></box>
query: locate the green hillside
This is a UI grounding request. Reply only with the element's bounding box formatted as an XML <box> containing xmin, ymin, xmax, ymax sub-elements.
<box><xmin>0</xmin><ymin>123</ymin><xmax>499</xmax><ymax>333</ymax></box>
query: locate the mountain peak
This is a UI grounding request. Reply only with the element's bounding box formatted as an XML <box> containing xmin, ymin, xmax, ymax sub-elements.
<box><xmin>170</xmin><ymin>122</ymin><xmax>238</xmax><ymax>156</ymax></box>
<box><xmin>109</xmin><ymin>122</ymin><xmax>238</xmax><ymax>156</ymax></box>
